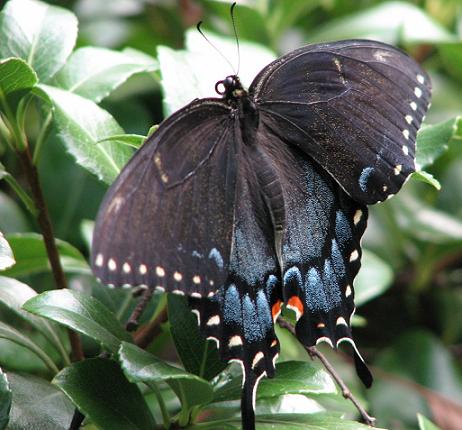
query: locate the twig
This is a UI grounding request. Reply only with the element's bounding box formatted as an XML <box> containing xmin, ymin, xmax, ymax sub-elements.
<box><xmin>126</xmin><ymin>287</ymin><xmax>154</xmax><ymax>331</ymax></box>
<box><xmin>277</xmin><ymin>317</ymin><xmax>376</xmax><ymax>427</ymax></box>
<box><xmin>134</xmin><ymin>305</ymin><xmax>168</xmax><ymax>349</ymax></box>
<box><xmin>17</xmin><ymin>146</ymin><xmax>84</xmax><ymax>362</ymax></box>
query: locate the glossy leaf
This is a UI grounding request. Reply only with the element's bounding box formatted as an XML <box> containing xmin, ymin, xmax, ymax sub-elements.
<box><xmin>378</xmin><ymin>330</ymin><xmax>462</xmax><ymax>399</ymax></box>
<box><xmin>189</xmin><ymin>413</ymin><xmax>385</xmax><ymax>429</ymax></box>
<box><xmin>412</xmin><ymin>170</ymin><xmax>441</xmax><ymax>190</ymax></box>
<box><xmin>0</xmin><ymin>321</ymin><xmax>59</xmax><ymax>373</ymax></box>
<box><xmin>53</xmin><ymin>46</ymin><xmax>157</xmax><ymax>103</ymax></box>
<box><xmin>266</xmin><ymin>0</ymin><xmax>318</xmax><ymax>41</ymax></box>
<box><xmin>418</xmin><ymin>414</ymin><xmax>441</xmax><ymax>430</ymax></box>
<box><xmin>119</xmin><ymin>341</ymin><xmax>213</xmax><ymax>408</ymax></box>
<box><xmin>0</xmin><ymin>163</ymin><xmax>36</xmax><ymax>215</ymax></box>
<box><xmin>168</xmin><ymin>294</ymin><xmax>226</xmax><ymax>381</ymax></box>
<box><xmin>393</xmin><ymin>197</ymin><xmax>462</xmax><ymax>244</ymax></box>
<box><xmin>0</xmin><ymin>57</ymin><xmax>37</xmax><ymax>96</ymax></box>
<box><xmin>0</xmin><ymin>0</ymin><xmax>78</xmax><ymax>82</ymax></box>
<box><xmin>7</xmin><ymin>372</ymin><xmax>74</xmax><ymax>430</ymax></box>
<box><xmin>2</xmin><ymin>233</ymin><xmax>89</xmax><ymax>277</ymax></box>
<box><xmin>0</xmin><ymin>233</ymin><xmax>14</xmax><ymax>271</ymax></box>
<box><xmin>97</xmin><ymin>133</ymin><xmax>146</xmax><ymax>149</ymax></box>
<box><xmin>35</xmin><ymin>84</ymin><xmax>132</xmax><ymax>184</ymax></box>
<box><xmin>309</xmin><ymin>2</ymin><xmax>454</xmax><ymax>44</ymax></box>
<box><xmin>415</xmin><ymin>117</ymin><xmax>461</xmax><ymax>169</ymax></box>
<box><xmin>354</xmin><ymin>250</ymin><xmax>394</xmax><ymax>306</ymax></box>
<box><xmin>23</xmin><ymin>289</ymin><xmax>131</xmax><ymax>353</ymax></box>
<box><xmin>214</xmin><ymin>361</ymin><xmax>336</xmax><ymax>403</ymax></box>
<box><xmin>158</xmin><ymin>29</ymin><xmax>275</xmax><ymax>115</ymax></box>
<box><xmin>0</xmin><ymin>276</ymin><xmax>68</xmax><ymax>359</ymax></box>
<box><xmin>369</xmin><ymin>330</ymin><xmax>462</xmax><ymax>429</ymax></box>
<box><xmin>53</xmin><ymin>358</ymin><xmax>156</xmax><ymax>430</ymax></box>
<box><xmin>0</xmin><ymin>368</ymin><xmax>11</xmax><ymax>430</ymax></box>
<box><xmin>438</xmin><ymin>43</ymin><xmax>462</xmax><ymax>82</ymax></box>
<box><xmin>0</xmin><ymin>191</ymin><xmax>29</xmax><ymax>233</ymax></box>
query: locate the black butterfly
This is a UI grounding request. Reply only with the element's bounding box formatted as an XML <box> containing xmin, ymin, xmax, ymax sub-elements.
<box><xmin>92</xmin><ymin>39</ymin><xmax>431</xmax><ymax>430</ymax></box>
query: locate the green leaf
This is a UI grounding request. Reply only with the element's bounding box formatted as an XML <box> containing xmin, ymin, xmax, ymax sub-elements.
<box><xmin>7</xmin><ymin>372</ymin><xmax>74</xmax><ymax>430</ymax></box>
<box><xmin>0</xmin><ymin>162</ymin><xmax>36</xmax><ymax>215</ymax></box>
<box><xmin>379</xmin><ymin>330</ymin><xmax>462</xmax><ymax>399</ymax></box>
<box><xmin>0</xmin><ymin>368</ymin><xmax>11</xmax><ymax>430</ymax></box>
<box><xmin>416</xmin><ymin>117</ymin><xmax>461</xmax><ymax>169</ymax></box>
<box><xmin>53</xmin><ymin>358</ymin><xmax>156</xmax><ymax>430</ymax></box>
<box><xmin>309</xmin><ymin>2</ymin><xmax>454</xmax><ymax>44</ymax></box>
<box><xmin>189</xmin><ymin>412</ymin><xmax>384</xmax><ymax>429</ymax></box>
<box><xmin>97</xmin><ymin>133</ymin><xmax>146</xmax><ymax>149</ymax></box>
<box><xmin>53</xmin><ymin>47</ymin><xmax>157</xmax><ymax>103</ymax></box>
<box><xmin>417</xmin><ymin>414</ymin><xmax>441</xmax><ymax>430</ymax></box>
<box><xmin>2</xmin><ymin>233</ymin><xmax>89</xmax><ymax>277</ymax></box>
<box><xmin>0</xmin><ymin>321</ymin><xmax>59</xmax><ymax>373</ymax></box>
<box><xmin>0</xmin><ymin>232</ymin><xmax>14</xmax><ymax>270</ymax></box>
<box><xmin>168</xmin><ymin>294</ymin><xmax>226</xmax><ymax>380</ymax></box>
<box><xmin>119</xmin><ymin>341</ymin><xmax>213</xmax><ymax>408</ymax></box>
<box><xmin>266</xmin><ymin>0</ymin><xmax>318</xmax><ymax>42</ymax></box>
<box><xmin>214</xmin><ymin>361</ymin><xmax>336</xmax><ymax>403</ymax></box>
<box><xmin>35</xmin><ymin>84</ymin><xmax>132</xmax><ymax>184</ymax></box>
<box><xmin>369</xmin><ymin>330</ymin><xmax>462</xmax><ymax>428</ymax></box>
<box><xmin>0</xmin><ymin>276</ymin><xmax>69</xmax><ymax>363</ymax></box>
<box><xmin>354</xmin><ymin>249</ymin><xmax>394</xmax><ymax>306</ymax></box>
<box><xmin>158</xmin><ymin>29</ymin><xmax>275</xmax><ymax>115</ymax></box>
<box><xmin>393</xmin><ymin>196</ymin><xmax>462</xmax><ymax>243</ymax></box>
<box><xmin>23</xmin><ymin>289</ymin><xmax>131</xmax><ymax>353</ymax></box>
<box><xmin>0</xmin><ymin>0</ymin><xmax>78</xmax><ymax>82</ymax></box>
<box><xmin>0</xmin><ymin>190</ymin><xmax>29</xmax><ymax>233</ymax></box>
<box><xmin>439</xmin><ymin>42</ymin><xmax>462</xmax><ymax>83</ymax></box>
<box><xmin>411</xmin><ymin>170</ymin><xmax>441</xmax><ymax>190</ymax></box>
<box><xmin>0</xmin><ymin>57</ymin><xmax>37</xmax><ymax>96</ymax></box>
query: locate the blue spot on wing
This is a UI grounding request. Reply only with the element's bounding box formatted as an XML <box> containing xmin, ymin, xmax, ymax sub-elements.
<box><xmin>335</xmin><ymin>211</ymin><xmax>352</xmax><ymax>248</ymax></box>
<box><xmin>359</xmin><ymin>167</ymin><xmax>374</xmax><ymax>192</ymax></box>
<box><xmin>209</xmin><ymin>248</ymin><xmax>224</xmax><ymax>269</ymax></box>
<box><xmin>223</xmin><ymin>285</ymin><xmax>242</xmax><ymax>325</ymax></box>
<box><xmin>322</xmin><ymin>259</ymin><xmax>342</xmax><ymax>310</ymax></box>
<box><xmin>305</xmin><ymin>267</ymin><xmax>329</xmax><ymax>312</ymax></box>
<box><xmin>331</xmin><ymin>239</ymin><xmax>346</xmax><ymax>278</ymax></box>
<box><xmin>256</xmin><ymin>290</ymin><xmax>272</xmax><ymax>333</ymax></box>
<box><xmin>265</xmin><ymin>275</ymin><xmax>278</xmax><ymax>297</ymax></box>
<box><xmin>283</xmin><ymin>266</ymin><xmax>303</xmax><ymax>288</ymax></box>
<box><xmin>243</xmin><ymin>294</ymin><xmax>263</xmax><ymax>342</ymax></box>
<box><xmin>283</xmin><ymin>162</ymin><xmax>335</xmax><ymax>265</ymax></box>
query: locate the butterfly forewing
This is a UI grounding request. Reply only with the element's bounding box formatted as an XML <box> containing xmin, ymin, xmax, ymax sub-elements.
<box><xmin>250</xmin><ymin>40</ymin><xmax>431</xmax><ymax>204</ymax></box>
<box><xmin>91</xmin><ymin>100</ymin><xmax>237</xmax><ymax>295</ymax></box>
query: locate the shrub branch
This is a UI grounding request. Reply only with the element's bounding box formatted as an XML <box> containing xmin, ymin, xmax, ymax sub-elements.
<box><xmin>277</xmin><ymin>317</ymin><xmax>376</xmax><ymax>426</ymax></box>
<box><xmin>17</xmin><ymin>146</ymin><xmax>84</xmax><ymax>361</ymax></box>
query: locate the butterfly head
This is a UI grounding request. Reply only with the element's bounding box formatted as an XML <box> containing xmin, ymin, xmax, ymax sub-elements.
<box><xmin>215</xmin><ymin>75</ymin><xmax>246</xmax><ymax>101</ymax></box>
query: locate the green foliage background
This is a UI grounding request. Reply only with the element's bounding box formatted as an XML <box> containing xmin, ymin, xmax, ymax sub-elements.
<box><xmin>0</xmin><ymin>0</ymin><xmax>461</xmax><ymax>429</ymax></box>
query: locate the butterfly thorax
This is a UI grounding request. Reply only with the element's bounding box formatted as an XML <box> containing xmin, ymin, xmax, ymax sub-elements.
<box><xmin>216</xmin><ymin>75</ymin><xmax>259</xmax><ymax>146</ymax></box>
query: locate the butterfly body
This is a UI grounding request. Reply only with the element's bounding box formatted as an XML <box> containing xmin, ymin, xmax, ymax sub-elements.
<box><xmin>92</xmin><ymin>39</ymin><xmax>431</xmax><ymax>430</ymax></box>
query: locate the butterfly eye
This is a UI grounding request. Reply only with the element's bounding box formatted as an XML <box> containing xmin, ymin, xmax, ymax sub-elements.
<box><xmin>215</xmin><ymin>80</ymin><xmax>226</xmax><ymax>95</ymax></box>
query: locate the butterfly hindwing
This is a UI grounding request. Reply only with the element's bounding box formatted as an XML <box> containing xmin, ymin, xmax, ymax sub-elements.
<box><xmin>190</xmin><ymin>144</ymin><xmax>283</xmax><ymax>430</ymax></box>
<box><xmin>257</xmin><ymin>117</ymin><xmax>372</xmax><ymax>385</ymax></box>
<box><xmin>251</xmin><ymin>40</ymin><xmax>431</xmax><ymax>204</ymax></box>
<box><xmin>91</xmin><ymin>99</ymin><xmax>237</xmax><ymax>295</ymax></box>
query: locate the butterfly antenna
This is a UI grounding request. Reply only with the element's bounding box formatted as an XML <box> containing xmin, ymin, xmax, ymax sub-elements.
<box><xmin>197</xmin><ymin>21</ymin><xmax>236</xmax><ymax>74</ymax></box>
<box><xmin>230</xmin><ymin>2</ymin><xmax>241</xmax><ymax>75</ymax></box>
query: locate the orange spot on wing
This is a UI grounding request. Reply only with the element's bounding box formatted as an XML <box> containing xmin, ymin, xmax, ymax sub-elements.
<box><xmin>271</xmin><ymin>300</ymin><xmax>282</xmax><ymax>320</ymax></box>
<box><xmin>287</xmin><ymin>296</ymin><xmax>304</xmax><ymax>316</ymax></box>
